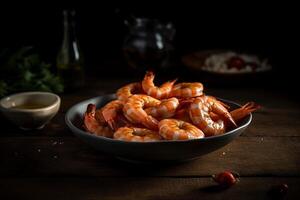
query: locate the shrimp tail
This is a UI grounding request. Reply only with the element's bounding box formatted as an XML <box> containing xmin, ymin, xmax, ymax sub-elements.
<box><xmin>231</xmin><ymin>102</ymin><xmax>260</xmax><ymax>122</ymax></box>
<box><xmin>227</xmin><ymin>114</ymin><xmax>237</xmax><ymax>127</ymax></box>
<box><xmin>218</xmin><ymin>100</ymin><xmax>231</xmax><ymax>110</ymax></box>
<box><xmin>86</xmin><ymin>103</ymin><xmax>96</xmax><ymax>114</ymax></box>
<box><xmin>161</xmin><ymin>78</ymin><xmax>177</xmax><ymax>88</ymax></box>
<box><xmin>83</xmin><ymin>104</ymin><xmax>97</xmax><ymax>130</ymax></box>
<box><xmin>145</xmin><ymin>71</ymin><xmax>155</xmax><ymax>81</ymax></box>
<box><xmin>210</xmin><ymin>112</ymin><xmax>237</xmax><ymax>127</ymax></box>
<box><xmin>170</xmin><ymin>78</ymin><xmax>177</xmax><ymax>85</ymax></box>
<box><xmin>243</xmin><ymin>102</ymin><xmax>261</xmax><ymax>112</ymax></box>
<box><xmin>108</xmin><ymin>119</ymin><xmax>117</xmax><ymax>130</ymax></box>
<box><xmin>102</xmin><ymin>109</ymin><xmax>117</xmax><ymax>130</ymax></box>
<box><xmin>210</xmin><ymin>99</ymin><xmax>237</xmax><ymax>128</ymax></box>
<box><xmin>145</xmin><ymin>116</ymin><xmax>159</xmax><ymax>130</ymax></box>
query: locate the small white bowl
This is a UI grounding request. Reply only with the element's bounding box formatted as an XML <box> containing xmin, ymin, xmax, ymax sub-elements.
<box><xmin>0</xmin><ymin>91</ymin><xmax>61</xmax><ymax>130</ymax></box>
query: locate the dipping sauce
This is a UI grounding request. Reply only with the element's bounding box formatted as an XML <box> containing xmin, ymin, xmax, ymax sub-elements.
<box><xmin>12</xmin><ymin>102</ymin><xmax>49</xmax><ymax>109</ymax></box>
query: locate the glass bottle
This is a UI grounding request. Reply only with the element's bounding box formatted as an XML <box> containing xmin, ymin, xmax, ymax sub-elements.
<box><xmin>57</xmin><ymin>10</ymin><xmax>84</xmax><ymax>91</ymax></box>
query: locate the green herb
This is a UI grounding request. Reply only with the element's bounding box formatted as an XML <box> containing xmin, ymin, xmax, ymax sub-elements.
<box><xmin>0</xmin><ymin>47</ymin><xmax>64</xmax><ymax>97</ymax></box>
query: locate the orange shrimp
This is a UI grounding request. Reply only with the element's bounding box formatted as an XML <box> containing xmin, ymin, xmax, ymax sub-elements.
<box><xmin>83</xmin><ymin>104</ymin><xmax>113</xmax><ymax>138</ymax></box>
<box><xmin>170</xmin><ymin>82</ymin><xmax>203</xmax><ymax>98</ymax></box>
<box><xmin>145</xmin><ymin>97</ymin><xmax>179</xmax><ymax>119</ymax></box>
<box><xmin>142</xmin><ymin>71</ymin><xmax>177</xmax><ymax>99</ymax></box>
<box><xmin>159</xmin><ymin>119</ymin><xmax>204</xmax><ymax>140</ymax></box>
<box><xmin>174</xmin><ymin>108</ymin><xmax>192</xmax><ymax>123</ymax></box>
<box><xmin>116</xmin><ymin>82</ymin><xmax>143</xmax><ymax>102</ymax></box>
<box><xmin>210</xmin><ymin>102</ymin><xmax>260</xmax><ymax>124</ymax></box>
<box><xmin>123</xmin><ymin>95</ymin><xmax>161</xmax><ymax>130</ymax></box>
<box><xmin>189</xmin><ymin>96</ymin><xmax>236</xmax><ymax>136</ymax></box>
<box><xmin>94</xmin><ymin>107</ymin><xmax>106</xmax><ymax>125</ymax></box>
<box><xmin>114</xmin><ymin>127</ymin><xmax>161</xmax><ymax>142</ymax></box>
<box><xmin>172</xmin><ymin>98</ymin><xmax>194</xmax><ymax>122</ymax></box>
<box><xmin>230</xmin><ymin>102</ymin><xmax>260</xmax><ymax>122</ymax></box>
<box><xmin>101</xmin><ymin>100</ymin><xmax>125</xmax><ymax>130</ymax></box>
<box><xmin>209</xmin><ymin>96</ymin><xmax>231</xmax><ymax>110</ymax></box>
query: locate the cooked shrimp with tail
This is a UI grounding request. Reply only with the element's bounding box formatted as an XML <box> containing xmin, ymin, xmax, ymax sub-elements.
<box><xmin>101</xmin><ymin>100</ymin><xmax>129</xmax><ymax>130</ymax></box>
<box><xmin>116</xmin><ymin>82</ymin><xmax>143</xmax><ymax>102</ymax></box>
<box><xmin>142</xmin><ymin>71</ymin><xmax>177</xmax><ymax>99</ymax></box>
<box><xmin>123</xmin><ymin>94</ymin><xmax>161</xmax><ymax>130</ymax></box>
<box><xmin>189</xmin><ymin>96</ymin><xmax>236</xmax><ymax>136</ymax></box>
<box><xmin>83</xmin><ymin>104</ymin><xmax>114</xmax><ymax>138</ymax></box>
<box><xmin>210</xmin><ymin>102</ymin><xmax>260</xmax><ymax>124</ymax></box>
<box><xmin>159</xmin><ymin>119</ymin><xmax>204</xmax><ymax>140</ymax></box>
<box><xmin>145</xmin><ymin>97</ymin><xmax>179</xmax><ymax>119</ymax></box>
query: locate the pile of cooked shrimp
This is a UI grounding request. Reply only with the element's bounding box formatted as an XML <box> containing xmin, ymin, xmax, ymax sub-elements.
<box><xmin>83</xmin><ymin>71</ymin><xmax>259</xmax><ymax>142</ymax></box>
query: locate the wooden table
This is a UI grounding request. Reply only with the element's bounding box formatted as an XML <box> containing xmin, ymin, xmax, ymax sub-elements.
<box><xmin>1</xmin><ymin>78</ymin><xmax>300</xmax><ymax>200</ymax></box>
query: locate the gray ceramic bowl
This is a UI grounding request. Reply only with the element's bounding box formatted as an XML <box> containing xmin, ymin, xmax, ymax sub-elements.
<box><xmin>0</xmin><ymin>92</ymin><xmax>60</xmax><ymax>130</ymax></box>
<box><xmin>65</xmin><ymin>94</ymin><xmax>252</xmax><ymax>163</ymax></box>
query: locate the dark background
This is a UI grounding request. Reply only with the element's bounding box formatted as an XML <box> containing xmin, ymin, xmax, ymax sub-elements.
<box><xmin>0</xmin><ymin>3</ymin><xmax>298</xmax><ymax>91</ymax></box>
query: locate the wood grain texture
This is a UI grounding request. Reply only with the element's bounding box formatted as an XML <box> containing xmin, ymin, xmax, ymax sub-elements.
<box><xmin>0</xmin><ymin>113</ymin><xmax>72</xmax><ymax>137</ymax></box>
<box><xmin>1</xmin><ymin>137</ymin><xmax>299</xmax><ymax>177</ymax></box>
<box><xmin>1</xmin><ymin>79</ymin><xmax>300</xmax><ymax>199</ymax></box>
<box><xmin>0</xmin><ymin>177</ymin><xmax>299</xmax><ymax>200</ymax></box>
<box><xmin>244</xmin><ymin>108</ymin><xmax>300</xmax><ymax>136</ymax></box>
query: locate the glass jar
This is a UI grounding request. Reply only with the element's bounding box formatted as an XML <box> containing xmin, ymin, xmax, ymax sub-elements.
<box><xmin>123</xmin><ymin>18</ymin><xmax>175</xmax><ymax>71</ymax></box>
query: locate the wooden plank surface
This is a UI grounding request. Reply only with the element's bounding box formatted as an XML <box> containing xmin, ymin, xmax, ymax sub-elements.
<box><xmin>1</xmin><ymin>137</ymin><xmax>299</xmax><ymax>177</ymax></box>
<box><xmin>0</xmin><ymin>177</ymin><xmax>299</xmax><ymax>200</ymax></box>
<box><xmin>0</xmin><ymin>113</ymin><xmax>71</xmax><ymax>137</ymax></box>
<box><xmin>1</xmin><ymin>80</ymin><xmax>300</xmax><ymax>199</ymax></box>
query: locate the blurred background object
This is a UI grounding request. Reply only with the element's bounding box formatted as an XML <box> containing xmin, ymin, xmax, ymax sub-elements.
<box><xmin>182</xmin><ymin>49</ymin><xmax>272</xmax><ymax>86</ymax></box>
<box><xmin>57</xmin><ymin>9</ymin><xmax>85</xmax><ymax>91</ymax></box>
<box><xmin>122</xmin><ymin>17</ymin><xmax>175</xmax><ymax>71</ymax></box>
<box><xmin>0</xmin><ymin>47</ymin><xmax>63</xmax><ymax>97</ymax></box>
<box><xmin>0</xmin><ymin>3</ymin><xmax>298</xmax><ymax>94</ymax></box>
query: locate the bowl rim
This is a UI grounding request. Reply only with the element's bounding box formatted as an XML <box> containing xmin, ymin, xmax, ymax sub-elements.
<box><xmin>0</xmin><ymin>91</ymin><xmax>61</xmax><ymax>113</ymax></box>
<box><xmin>65</xmin><ymin>94</ymin><xmax>252</xmax><ymax>144</ymax></box>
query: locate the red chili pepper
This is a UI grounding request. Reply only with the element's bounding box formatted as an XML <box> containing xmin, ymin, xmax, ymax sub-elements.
<box><xmin>212</xmin><ymin>171</ymin><xmax>238</xmax><ymax>188</ymax></box>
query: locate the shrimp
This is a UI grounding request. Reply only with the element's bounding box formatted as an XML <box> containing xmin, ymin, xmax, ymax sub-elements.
<box><xmin>114</xmin><ymin>127</ymin><xmax>161</xmax><ymax>142</ymax></box>
<box><xmin>170</xmin><ymin>82</ymin><xmax>203</xmax><ymax>98</ymax></box>
<box><xmin>83</xmin><ymin>104</ymin><xmax>113</xmax><ymax>138</ymax></box>
<box><xmin>94</xmin><ymin>108</ymin><xmax>106</xmax><ymax>125</ymax></box>
<box><xmin>123</xmin><ymin>94</ymin><xmax>161</xmax><ymax>130</ymax></box>
<box><xmin>209</xmin><ymin>96</ymin><xmax>231</xmax><ymax>110</ymax></box>
<box><xmin>159</xmin><ymin>119</ymin><xmax>204</xmax><ymax>140</ymax></box>
<box><xmin>173</xmin><ymin>98</ymin><xmax>194</xmax><ymax>122</ymax></box>
<box><xmin>189</xmin><ymin>96</ymin><xmax>236</xmax><ymax>136</ymax></box>
<box><xmin>145</xmin><ymin>97</ymin><xmax>179</xmax><ymax>119</ymax></box>
<box><xmin>142</xmin><ymin>71</ymin><xmax>177</xmax><ymax>99</ymax></box>
<box><xmin>101</xmin><ymin>100</ymin><xmax>126</xmax><ymax>130</ymax></box>
<box><xmin>116</xmin><ymin>82</ymin><xmax>143</xmax><ymax>102</ymax></box>
<box><xmin>174</xmin><ymin>108</ymin><xmax>192</xmax><ymax>123</ymax></box>
<box><xmin>230</xmin><ymin>102</ymin><xmax>260</xmax><ymax>123</ymax></box>
<box><xmin>210</xmin><ymin>102</ymin><xmax>260</xmax><ymax>124</ymax></box>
